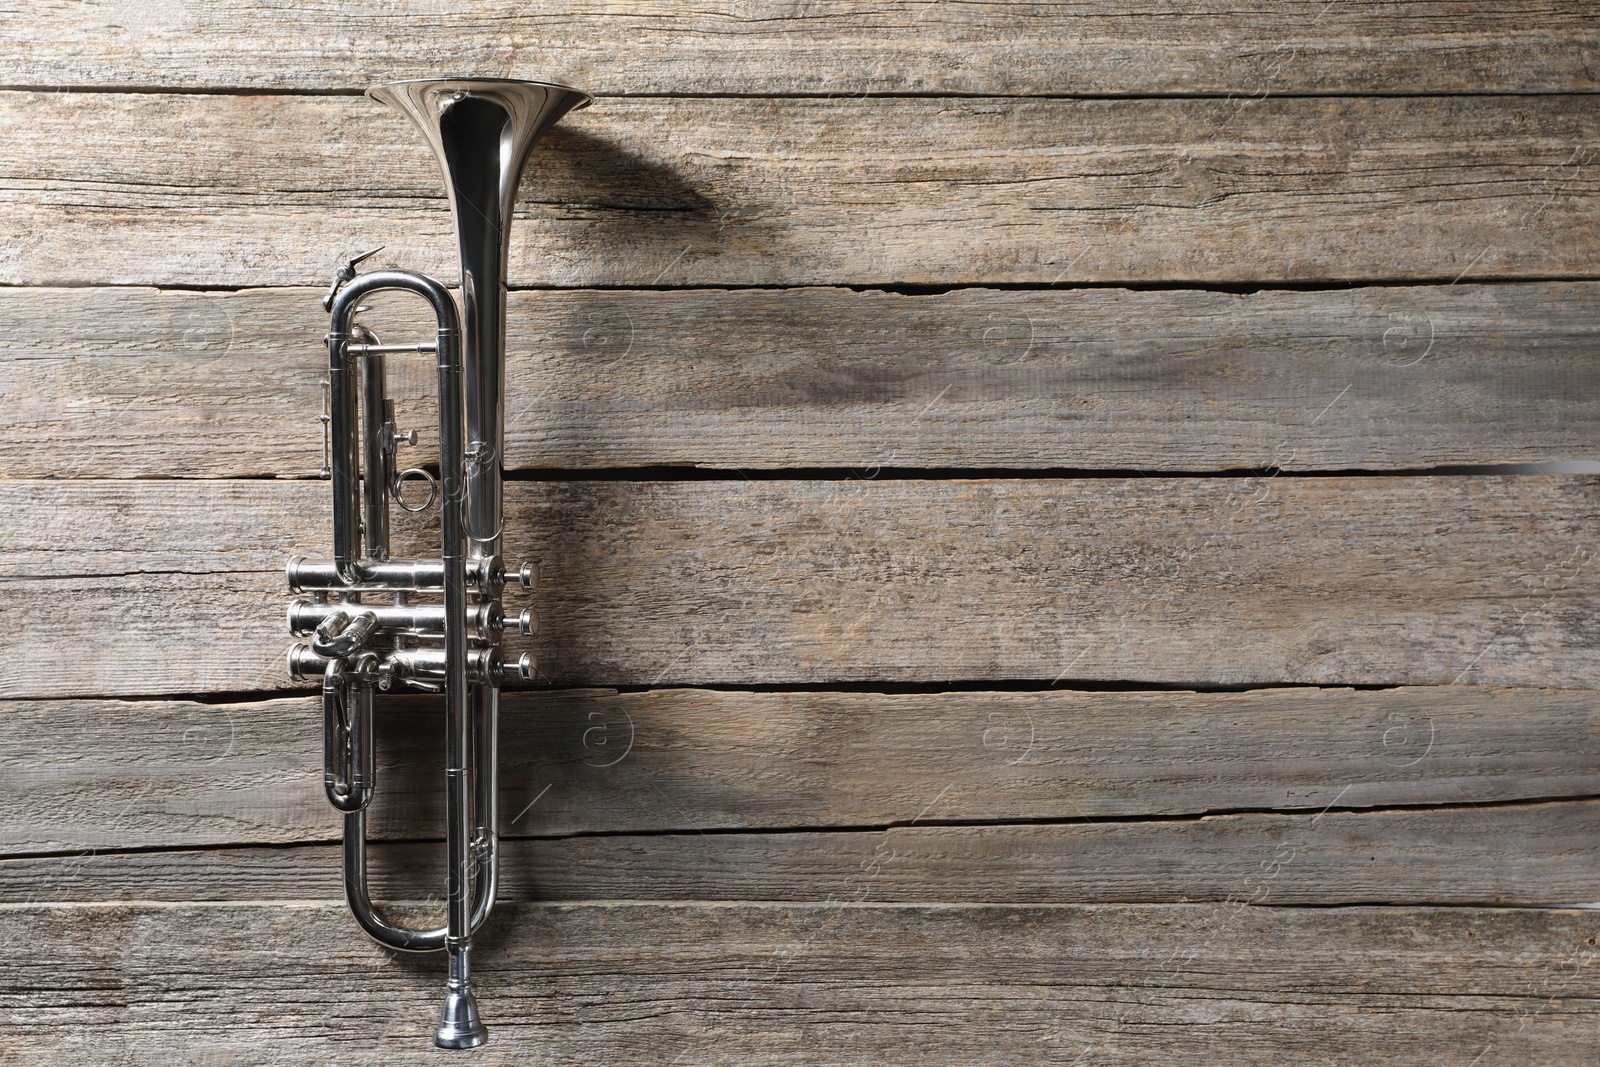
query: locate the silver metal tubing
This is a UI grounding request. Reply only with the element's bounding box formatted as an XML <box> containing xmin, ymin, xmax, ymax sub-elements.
<box><xmin>290</xmin><ymin>599</ymin><xmax>503</xmax><ymax>641</ymax></box>
<box><xmin>323</xmin><ymin>658</ymin><xmax>376</xmax><ymax>813</ymax></box>
<box><xmin>288</xmin><ymin>642</ymin><xmax>325</xmax><ymax>682</ymax></box>
<box><xmin>340</xmin><ymin>808</ymin><xmax>497</xmax><ymax>952</ymax></box>
<box><xmin>328</xmin><ymin>267</ymin><xmax>480</xmax><ymax>991</ymax></box>
<box><xmin>359</xmin><ymin>336</ymin><xmax>391</xmax><ymax>562</ymax></box>
<box><xmin>326</xmin><ymin>330</ymin><xmax>362</xmax><ymax>585</ymax></box>
<box><xmin>329</xmin><ymin>269</ymin><xmax>460</xmax><ymax>583</ymax></box>
<box><xmin>471</xmin><ymin>686</ymin><xmax>499</xmax><ymax>928</ymax></box>
<box><xmin>433</xmin><ymin>292</ymin><xmax>477</xmax><ymax>1051</ymax></box>
<box><xmin>287</xmin><ymin>645</ymin><xmax>504</xmax><ymax>686</ymax></box>
<box><xmin>382</xmin><ymin>647</ymin><xmax>502</xmax><ymax>687</ymax></box>
<box><xmin>287</xmin><ymin>556</ymin><xmax>503</xmax><ymax>595</ymax></box>
<box><xmin>348</xmin><ymin>342</ymin><xmax>439</xmax><ymax>355</ymax></box>
<box><xmin>322</xmin><ymin>661</ymin><xmax>357</xmax><ymax>811</ymax></box>
<box><xmin>342</xmin><ymin>807</ymin><xmax>448</xmax><ymax>951</ymax></box>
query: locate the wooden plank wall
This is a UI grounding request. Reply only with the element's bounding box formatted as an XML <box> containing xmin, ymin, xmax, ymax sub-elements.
<box><xmin>2</xmin><ymin>2</ymin><xmax>1598</xmax><ymax>1062</ymax></box>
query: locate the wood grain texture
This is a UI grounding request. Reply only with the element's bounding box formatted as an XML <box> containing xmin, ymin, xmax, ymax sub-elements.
<box><xmin>4</xmin><ymin>475</ymin><xmax>1596</xmax><ymax>696</ymax></box>
<box><xmin>7</xmin><ymin>799</ymin><xmax>1597</xmax><ymax>907</ymax></box>
<box><xmin>3</xmin><ymin>901</ymin><xmax>1596</xmax><ymax>1064</ymax></box>
<box><xmin>4</xmin><ymin>92</ymin><xmax>1597</xmax><ymax>287</ymax></box>
<box><xmin>4</xmin><ymin>5</ymin><xmax>1594</xmax><ymax>1059</ymax></box>
<box><xmin>8</xmin><ymin>281</ymin><xmax>1600</xmax><ymax>477</ymax></box>
<box><xmin>5</xmin><ymin>1</ymin><xmax>1597</xmax><ymax>95</ymax></box>
<box><xmin>6</xmin><ymin>687</ymin><xmax>1594</xmax><ymax>853</ymax></box>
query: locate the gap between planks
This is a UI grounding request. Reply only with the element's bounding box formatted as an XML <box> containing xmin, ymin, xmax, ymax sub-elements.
<box><xmin>5</xmin><ymin>477</ymin><xmax>1598</xmax><ymax>693</ymax></box>
<box><xmin>6</xmin><ymin>687</ymin><xmax>1598</xmax><ymax>850</ymax></box>
<box><xmin>3</xmin><ymin>93</ymin><xmax>1597</xmax><ymax>287</ymax></box>
<box><xmin>7</xmin><ymin>802</ymin><xmax>1600</xmax><ymax>904</ymax></box>
<box><xmin>8</xmin><ymin>282</ymin><xmax>1598</xmax><ymax>477</ymax></box>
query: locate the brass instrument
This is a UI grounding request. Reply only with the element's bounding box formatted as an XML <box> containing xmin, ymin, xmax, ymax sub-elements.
<box><xmin>285</xmin><ymin>78</ymin><xmax>591</xmax><ymax>1049</ymax></box>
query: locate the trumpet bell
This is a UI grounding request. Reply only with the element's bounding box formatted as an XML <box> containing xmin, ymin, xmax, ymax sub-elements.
<box><xmin>367</xmin><ymin>77</ymin><xmax>592</xmax><ymax>561</ymax></box>
<box><xmin>366</xmin><ymin>77</ymin><xmax>592</xmax><ymax>250</ymax></box>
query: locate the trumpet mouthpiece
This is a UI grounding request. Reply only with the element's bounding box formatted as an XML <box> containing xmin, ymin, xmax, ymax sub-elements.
<box><xmin>435</xmin><ymin>987</ymin><xmax>487</xmax><ymax>1049</ymax></box>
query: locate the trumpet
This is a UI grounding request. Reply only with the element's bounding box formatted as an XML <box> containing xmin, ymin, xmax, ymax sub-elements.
<box><xmin>285</xmin><ymin>78</ymin><xmax>591</xmax><ymax>1049</ymax></box>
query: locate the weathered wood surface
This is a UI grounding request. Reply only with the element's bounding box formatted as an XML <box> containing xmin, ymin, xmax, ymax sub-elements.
<box><xmin>8</xmin><ymin>799</ymin><xmax>1597</xmax><ymax>907</ymax></box>
<box><xmin>4</xmin><ymin>476</ymin><xmax>1595</xmax><ymax>696</ymax></box>
<box><xmin>5</xmin><ymin>93</ymin><xmax>1597</xmax><ymax>287</ymax></box>
<box><xmin>6</xmin><ymin>687</ymin><xmax>1594</xmax><ymax>853</ymax></box>
<box><xmin>8</xmin><ymin>281</ymin><xmax>1600</xmax><ymax>477</ymax></box>
<box><xmin>6</xmin><ymin>1</ymin><xmax>1597</xmax><ymax>95</ymax></box>
<box><xmin>4</xmin><ymin>902</ymin><xmax>1597</xmax><ymax>1064</ymax></box>
<box><xmin>3</xmin><ymin>7</ymin><xmax>1593</xmax><ymax>1062</ymax></box>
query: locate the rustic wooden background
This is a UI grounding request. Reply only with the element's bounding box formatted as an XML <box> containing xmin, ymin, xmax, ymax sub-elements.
<box><xmin>4</xmin><ymin>2</ymin><xmax>1600</xmax><ymax>1063</ymax></box>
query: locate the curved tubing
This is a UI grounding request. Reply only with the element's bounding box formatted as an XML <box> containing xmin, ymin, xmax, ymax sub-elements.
<box><xmin>341</xmin><ymin>805</ymin><xmax>497</xmax><ymax>953</ymax></box>
<box><xmin>326</xmin><ymin>270</ymin><xmax>491</xmax><ymax>954</ymax></box>
<box><xmin>327</xmin><ymin>270</ymin><xmax>458</xmax><ymax>584</ymax></box>
<box><xmin>322</xmin><ymin>659</ymin><xmax>374</xmax><ymax>814</ymax></box>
